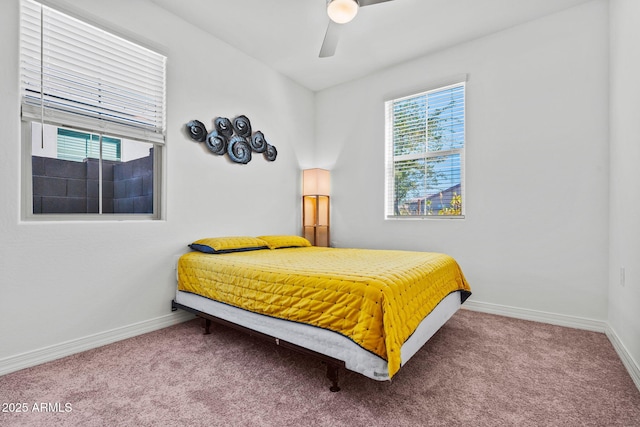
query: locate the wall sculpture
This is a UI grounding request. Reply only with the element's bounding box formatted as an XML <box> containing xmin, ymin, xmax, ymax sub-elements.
<box><xmin>186</xmin><ymin>115</ymin><xmax>277</xmax><ymax>164</ymax></box>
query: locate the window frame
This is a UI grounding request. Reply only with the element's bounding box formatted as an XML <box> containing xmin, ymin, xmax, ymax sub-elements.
<box><xmin>19</xmin><ymin>0</ymin><xmax>166</xmax><ymax>221</ymax></box>
<box><xmin>384</xmin><ymin>78</ymin><xmax>467</xmax><ymax>220</ymax></box>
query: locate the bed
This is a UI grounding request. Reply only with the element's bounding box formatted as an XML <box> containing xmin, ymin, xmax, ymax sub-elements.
<box><xmin>171</xmin><ymin>235</ymin><xmax>471</xmax><ymax>391</ymax></box>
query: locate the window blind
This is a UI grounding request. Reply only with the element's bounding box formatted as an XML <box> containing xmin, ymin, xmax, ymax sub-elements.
<box><xmin>385</xmin><ymin>82</ymin><xmax>465</xmax><ymax>218</ymax></box>
<box><xmin>20</xmin><ymin>0</ymin><xmax>166</xmax><ymax>144</ymax></box>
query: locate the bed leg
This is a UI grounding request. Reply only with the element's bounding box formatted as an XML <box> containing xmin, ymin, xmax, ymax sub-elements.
<box><xmin>326</xmin><ymin>363</ymin><xmax>341</xmax><ymax>392</ymax></box>
<box><xmin>200</xmin><ymin>318</ymin><xmax>212</xmax><ymax>335</ymax></box>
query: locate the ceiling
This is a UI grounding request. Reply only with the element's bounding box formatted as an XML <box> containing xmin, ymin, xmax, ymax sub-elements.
<box><xmin>149</xmin><ymin>0</ymin><xmax>592</xmax><ymax>92</ymax></box>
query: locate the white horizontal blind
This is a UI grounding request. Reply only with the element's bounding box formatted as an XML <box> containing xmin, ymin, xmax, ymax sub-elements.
<box><xmin>20</xmin><ymin>0</ymin><xmax>166</xmax><ymax>143</ymax></box>
<box><xmin>385</xmin><ymin>82</ymin><xmax>465</xmax><ymax>218</ymax></box>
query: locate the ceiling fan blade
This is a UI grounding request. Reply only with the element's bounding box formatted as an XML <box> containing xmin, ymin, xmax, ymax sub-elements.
<box><xmin>319</xmin><ymin>21</ymin><xmax>342</xmax><ymax>58</ymax></box>
<box><xmin>359</xmin><ymin>0</ymin><xmax>395</xmax><ymax>6</ymax></box>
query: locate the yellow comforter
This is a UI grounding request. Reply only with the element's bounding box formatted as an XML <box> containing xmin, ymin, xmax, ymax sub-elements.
<box><xmin>177</xmin><ymin>246</ymin><xmax>470</xmax><ymax>378</ymax></box>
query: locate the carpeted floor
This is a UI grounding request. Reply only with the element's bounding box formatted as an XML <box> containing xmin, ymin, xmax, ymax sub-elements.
<box><xmin>1</xmin><ymin>309</ymin><xmax>639</xmax><ymax>427</ymax></box>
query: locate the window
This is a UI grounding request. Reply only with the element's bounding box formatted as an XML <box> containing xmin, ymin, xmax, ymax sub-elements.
<box><xmin>57</xmin><ymin>129</ymin><xmax>121</xmax><ymax>162</ymax></box>
<box><xmin>385</xmin><ymin>81</ymin><xmax>465</xmax><ymax>218</ymax></box>
<box><xmin>20</xmin><ymin>0</ymin><xmax>166</xmax><ymax>218</ymax></box>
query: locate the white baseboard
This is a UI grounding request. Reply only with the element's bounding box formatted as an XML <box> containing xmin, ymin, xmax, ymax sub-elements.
<box><xmin>0</xmin><ymin>310</ymin><xmax>195</xmax><ymax>377</ymax></box>
<box><xmin>605</xmin><ymin>326</ymin><xmax>640</xmax><ymax>392</ymax></box>
<box><xmin>462</xmin><ymin>300</ymin><xmax>607</xmax><ymax>332</ymax></box>
<box><xmin>462</xmin><ymin>300</ymin><xmax>640</xmax><ymax>392</ymax></box>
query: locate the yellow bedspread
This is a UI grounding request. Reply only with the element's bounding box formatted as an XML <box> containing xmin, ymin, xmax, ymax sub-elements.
<box><xmin>177</xmin><ymin>246</ymin><xmax>470</xmax><ymax>378</ymax></box>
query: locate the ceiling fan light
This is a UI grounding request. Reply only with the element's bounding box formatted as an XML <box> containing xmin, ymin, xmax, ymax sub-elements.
<box><xmin>327</xmin><ymin>0</ymin><xmax>359</xmax><ymax>24</ymax></box>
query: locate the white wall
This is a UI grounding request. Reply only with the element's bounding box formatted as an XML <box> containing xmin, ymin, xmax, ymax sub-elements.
<box><xmin>315</xmin><ymin>1</ymin><xmax>610</xmax><ymax>320</ymax></box>
<box><xmin>609</xmin><ymin>0</ymin><xmax>640</xmax><ymax>375</ymax></box>
<box><xmin>0</xmin><ymin>0</ymin><xmax>315</xmax><ymax>361</ymax></box>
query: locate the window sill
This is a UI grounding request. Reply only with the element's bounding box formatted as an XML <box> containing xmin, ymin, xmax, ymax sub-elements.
<box><xmin>385</xmin><ymin>215</ymin><xmax>465</xmax><ymax>220</ymax></box>
<box><xmin>21</xmin><ymin>213</ymin><xmax>161</xmax><ymax>223</ymax></box>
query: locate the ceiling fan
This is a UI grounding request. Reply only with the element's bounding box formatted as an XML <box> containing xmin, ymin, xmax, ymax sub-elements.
<box><xmin>319</xmin><ymin>0</ymin><xmax>396</xmax><ymax>58</ymax></box>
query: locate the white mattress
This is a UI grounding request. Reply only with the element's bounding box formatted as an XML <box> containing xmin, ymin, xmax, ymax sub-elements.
<box><xmin>175</xmin><ymin>290</ymin><xmax>462</xmax><ymax>381</ymax></box>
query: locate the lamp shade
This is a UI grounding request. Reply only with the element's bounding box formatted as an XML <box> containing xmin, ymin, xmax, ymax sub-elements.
<box><xmin>327</xmin><ymin>0</ymin><xmax>359</xmax><ymax>24</ymax></box>
<box><xmin>303</xmin><ymin>168</ymin><xmax>331</xmax><ymax>196</ymax></box>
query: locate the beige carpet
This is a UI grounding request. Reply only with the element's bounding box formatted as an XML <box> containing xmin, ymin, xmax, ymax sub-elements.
<box><xmin>1</xmin><ymin>309</ymin><xmax>639</xmax><ymax>426</ymax></box>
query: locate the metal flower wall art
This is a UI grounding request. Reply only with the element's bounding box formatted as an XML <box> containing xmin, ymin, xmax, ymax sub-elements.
<box><xmin>186</xmin><ymin>115</ymin><xmax>277</xmax><ymax>164</ymax></box>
